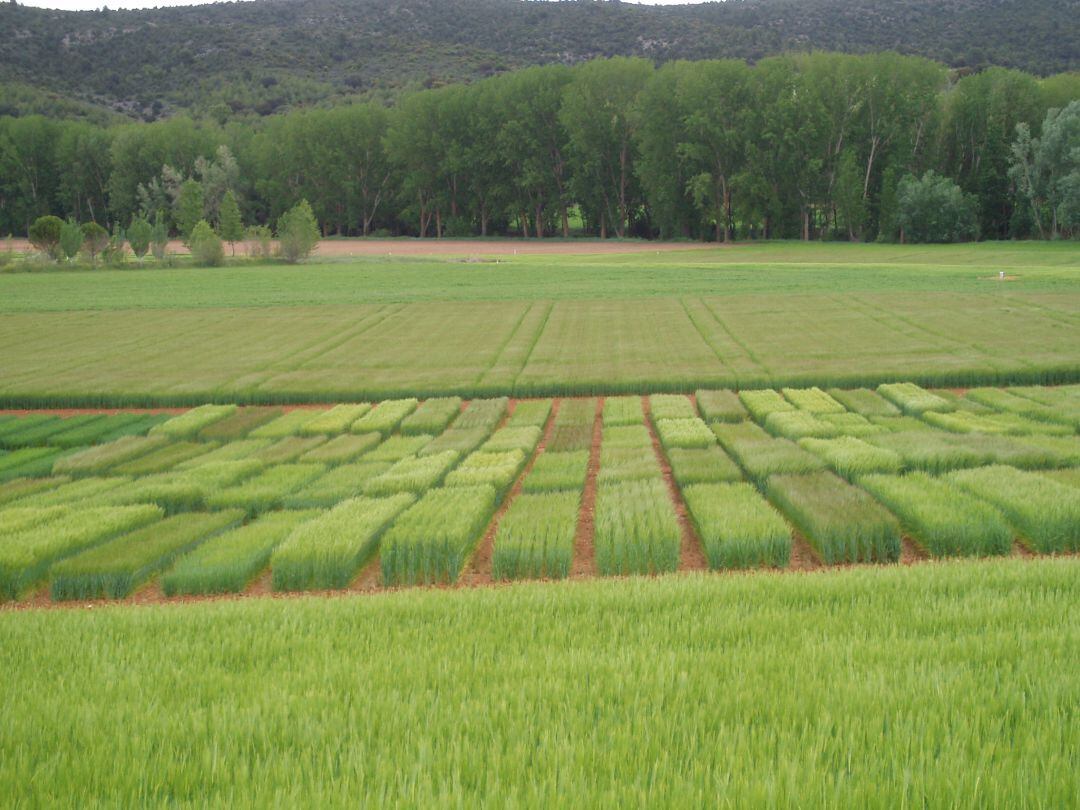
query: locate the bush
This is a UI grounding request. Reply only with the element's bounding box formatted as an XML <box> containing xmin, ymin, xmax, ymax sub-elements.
<box><xmin>277</xmin><ymin>199</ymin><xmax>320</xmax><ymax>263</ymax></box>
<box><xmin>896</xmin><ymin>171</ymin><xmax>979</xmax><ymax>243</ymax></box>
<box><xmin>127</xmin><ymin>216</ymin><xmax>152</xmax><ymax>260</ymax></box>
<box><xmin>150</xmin><ymin>211</ymin><xmax>169</xmax><ymax>261</ymax></box>
<box><xmin>59</xmin><ymin>219</ymin><xmax>83</xmax><ymax>262</ymax></box>
<box><xmin>245</xmin><ymin>225</ymin><xmax>273</xmax><ymax>259</ymax></box>
<box><xmin>28</xmin><ymin>215</ymin><xmax>63</xmax><ymax>260</ymax></box>
<box><xmin>188</xmin><ymin>220</ymin><xmax>224</xmax><ymax>267</ymax></box>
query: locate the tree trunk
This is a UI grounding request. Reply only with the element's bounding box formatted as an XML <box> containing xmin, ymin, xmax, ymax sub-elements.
<box><xmin>535</xmin><ymin>203</ymin><xmax>544</xmax><ymax>239</ymax></box>
<box><xmin>599</xmin><ymin>210</ymin><xmax>607</xmax><ymax>240</ymax></box>
<box><xmin>560</xmin><ymin>205</ymin><xmax>570</xmax><ymax>238</ymax></box>
<box><xmin>802</xmin><ymin>210</ymin><xmax>810</xmax><ymax>241</ymax></box>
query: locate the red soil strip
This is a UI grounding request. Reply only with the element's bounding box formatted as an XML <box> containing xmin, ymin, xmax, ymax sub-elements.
<box><xmin>460</xmin><ymin>398</ymin><xmax>559</xmax><ymax>587</ymax></box>
<box><xmin>570</xmin><ymin>397</ymin><xmax>603</xmax><ymax>578</ymax></box>
<box><xmin>5</xmin><ymin>238</ymin><xmax>714</xmax><ymax>258</ymax></box>
<box><xmin>1012</xmin><ymin>540</ymin><xmax>1036</xmax><ymax>558</ymax></box>
<box><xmin>641</xmin><ymin>395</ymin><xmax>709</xmax><ymax>572</ymax></box>
<box><xmin>788</xmin><ymin>534</ymin><xmax>822</xmax><ymax>572</ymax></box>
<box><xmin>900</xmin><ymin>536</ymin><xmax>929</xmax><ymax>565</ymax></box>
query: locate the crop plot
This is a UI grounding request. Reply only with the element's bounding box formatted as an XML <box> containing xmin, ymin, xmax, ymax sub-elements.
<box><xmin>0</xmin><ymin>381</ymin><xmax>1074</xmax><ymax>605</ymax></box>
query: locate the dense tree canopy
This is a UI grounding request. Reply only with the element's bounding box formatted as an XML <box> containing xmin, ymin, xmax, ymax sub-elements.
<box><xmin>0</xmin><ymin>54</ymin><xmax>1077</xmax><ymax>243</ymax></box>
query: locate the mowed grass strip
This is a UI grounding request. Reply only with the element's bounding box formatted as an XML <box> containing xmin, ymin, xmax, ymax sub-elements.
<box><xmin>683</xmin><ymin>482</ymin><xmax>791</xmax><ymax>569</ymax></box>
<box><xmin>505</xmin><ymin>399</ymin><xmax>552</xmax><ymax>429</ymax></box>
<box><xmin>298</xmin><ymin>404</ymin><xmax>372</xmax><ymax>435</ymax></box>
<box><xmin>400</xmin><ymin>398</ymin><xmax>462</xmax><ymax>435</ymax></box>
<box><xmin>363</xmin><ymin>451</ymin><xmax>461</xmax><ymax>496</ymax></box>
<box><xmin>207</xmin><ymin>464</ymin><xmax>326</xmax><ymax>515</ymax></box>
<box><xmin>522</xmin><ymin>450</ymin><xmax>589</xmax><ymax>493</ymax></box>
<box><xmin>272</xmin><ymin>495</ymin><xmax>415</xmax><ymax>591</ymax></box>
<box><xmin>298</xmin><ymin>432</ymin><xmax>381</xmax><ymax>464</ymax></box>
<box><xmin>0</xmin><ymin>505</ymin><xmax>163</xmax><ymax>599</ymax></box>
<box><xmin>492</xmin><ymin>492</ymin><xmax>579</xmax><ymax>581</ymax></box>
<box><xmin>828</xmin><ymin>387</ymin><xmax>900</xmax><ymax>417</ymax></box>
<box><xmin>197</xmin><ymin>407</ymin><xmax>283</xmax><ymax>441</ymax></box>
<box><xmin>594</xmin><ymin>479</ymin><xmax>680</xmax><ymax>576</ymax></box>
<box><xmin>150</xmin><ymin>405</ymin><xmax>237</xmax><ymax>439</ymax></box>
<box><xmin>163</xmin><ymin>510</ymin><xmax>319</xmax><ymax>596</ymax></box>
<box><xmin>667</xmin><ymin>446</ymin><xmax>743</xmax><ymax>486</ymax></box>
<box><xmin>767</xmin><ymin>471</ymin><xmax>901</xmax><ymax>564</ymax></box>
<box><xmin>948</xmin><ymin>466</ymin><xmax>1080</xmax><ymax>554</ymax></box>
<box><xmin>53</xmin><ymin>435</ymin><xmax>169</xmax><ymax>475</ymax></box>
<box><xmin>284</xmin><ymin>461</ymin><xmax>392</xmax><ymax>508</ymax></box>
<box><xmin>350</xmin><ymin>398</ymin><xmax>419</xmax><ymax>435</ymax></box>
<box><xmin>783</xmin><ymin>387</ymin><xmax>846</xmax><ymax>414</ymax></box>
<box><xmin>695</xmin><ymin>389</ymin><xmax>746</xmax><ymax>423</ymax></box>
<box><xmin>603</xmin><ymin>396</ymin><xmax>644</xmax><ymax>427</ymax></box>
<box><xmin>50</xmin><ymin>510</ymin><xmax>244</xmax><ymax>600</ymax></box>
<box><xmin>380</xmin><ymin>485</ymin><xmax>498</xmax><ymax>586</ymax></box>
<box><xmin>878</xmin><ymin>383</ymin><xmax>955</xmax><ymax>415</ymax></box>
<box><xmin>799</xmin><ymin>436</ymin><xmax>904</xmax><ymax>480</ymax></box>
<box><xmin>859</xmin><ymin>472</ymin><xmax>1013</xmax><ymax>558</ymax></box>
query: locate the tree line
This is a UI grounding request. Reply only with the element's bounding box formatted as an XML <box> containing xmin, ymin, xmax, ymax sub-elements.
<box><xmin>2</xmin><ymin>53</ymin><xmax>1078</xmax><ymax>244</ymax></box>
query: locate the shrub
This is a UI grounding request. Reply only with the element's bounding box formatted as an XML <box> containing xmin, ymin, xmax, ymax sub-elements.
<box><xmin>948</xmin><ymin>465</ymin><xmax>1079</xmax><ymax>553</ymax></box>
<box><xmin>188</xmin><ymin>220</ymin><xmax>224</xmax><ymax>267</ymax></box>
<box><xmin>80</xmin><ymin>221</ymin><xmax>109</xmax><ymax>265</ymax></box>
<box><xmin>59</xmin><ymin>219</ymin><xmax>83</xmax><ymax>262</ymax></box>
<box><xmin>380</xmin><ymin>485</ymin><xmax>498</xmax><ymax>585</ymax></box>
<box><xmin>766</xmin><ymin>472</ymin><xmax>901</xmax><ymax>564</ymax></box>
<box><xmin>164</xmin><ymin>510</ymin><xmax>318</xmax><ymax>596</ymax></box>
<box><xmin>594</xmin><ymin>479</ymin><xmax>680</xmax><ymax>575</ymax></box>
<box><xmin>50</xmin><ymin>510</ymin><xmax>243</xmax><ymax>601</ymax></box>
<box><xmin>492</xmin><ymin>492</ymin><xmax>579</xmax><ymax>581</ymax></box>
<box><xmin>28</xmin><ymin>215</ymin><xmax>63</xmax><ymax>260</ymax></box>
<box><xmin>695</xmin><ymin>390</ymin><xmax>746</xmax><ymax>423</ymax></box>
<box><xmin>683</xmin><ymin>482</ymin><xmax>790</xmax><ymax>569</ymax></box>
<box><xmin>245</xmin><ymin>225</ymin><xmax>273</xmax><ymax>259</ymax></box>
<box><xmin>127</xmin><ymin>215</ymin><xmax>152</xmax><ymax>260</ymax></box>
<box><xmin>277</xmin><ymin>199</ymin><xmax>320</xmax><ymax>263</ymax></box>
<box><xmin>860</xmin><ymin>472</ymin><xmax>1013</xmax><ymax>557</ymax></box>
<box><xmin>896</xmin><ymin>171</ymin><xmax>979</xmax><ymax>243</ymax></box>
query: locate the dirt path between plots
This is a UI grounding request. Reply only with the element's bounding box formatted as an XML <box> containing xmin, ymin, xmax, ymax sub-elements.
<box><xmin>4</xmin><ymin>238</ymin><xmax>717</xmax><ymax>258</ymax></box>
<box><xmin>570</xmin><ymin>398</ymin><xmax>602</xmax><ymax>578</ymax></box>
<box><xmin>641</xmin><ymin>394</ymin><xmax>710</xmax><ymax>572</ymax></box>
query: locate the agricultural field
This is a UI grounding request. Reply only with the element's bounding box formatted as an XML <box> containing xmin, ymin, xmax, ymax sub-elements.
<box><xmin>0</xmin><ymin>381</ymin><xmax>1077</xmax><ymax>606</ymax></box>
<box><xmin>0</xmin><ymin>242</ymin><xmax>1076</xmax><ymax>404</ymax></box>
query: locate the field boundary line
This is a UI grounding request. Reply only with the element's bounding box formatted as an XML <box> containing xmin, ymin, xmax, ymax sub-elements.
<box><xmin>474</xmin><ymin>301</ymin><xmax>539</xmax><ymax>387</ymax></box>
<box><xmin>678</xmin><ymin>298</ymin><xmax>737</xmax><ymax>377</ymax></box>
<box><xmin>697</xmin><ymin>298</ymin><xmax>770</xmax><ymax>376</ymax></box>
<box><xmin>509</xmin><ymin>300</ymin><xmax>555</xmax><ymax>391</ymax></box>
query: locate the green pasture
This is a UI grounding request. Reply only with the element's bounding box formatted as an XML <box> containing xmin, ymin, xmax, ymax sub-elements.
<box><xmin>1</xmin><ymin>559</ymin><xmax>1076</xmax><ymax>806</ymax></box>
<box><xmin>0</xmin><ymin>242</ymin><xmax>1076</xmax><ymax>405</ymax></box>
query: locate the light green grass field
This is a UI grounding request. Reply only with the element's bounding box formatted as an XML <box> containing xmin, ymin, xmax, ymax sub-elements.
<box><xmin>0</xmin><ymin>243</ymin><xmax>1076</xmax><ymax>404</ymax></box>
<box><xmin>0</xmin><ymin>559</ymin><xmax>1076</xmax><ymax>806</ymax></box>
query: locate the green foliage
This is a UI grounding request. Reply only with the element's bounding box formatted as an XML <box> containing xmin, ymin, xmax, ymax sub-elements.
<box><xmin>1009</xmin><ymin>101</ymin><xmax>1080</xmax><ymax>239</ymax></box>
<box><xmin>272</xmin><ymin>495</ymin><xmax>413</xmax><ymax>591</ymax></box>
<box><xmin>480</xmin><ymin>426</ymin><xmax>542</xmax><ymax>455</ymax></box>
<box><xmin>79</xmin><ymin>221</ymin><xmax>109</xmax><ymax>264</ymax></box>
<box><xmin>127</xmin><ymin>215</ymin><xmax>152</xmax><ymax>260</ymax></box>
<box><xmin>782</xmin><ymin>387</ymin><xmax>845</xmax><ymax>413</ymax></box>
<box><xmin>695</xmin><ymin>389</ymin><xmax>746</xmax><ymax>423</ymax></box>
<box><xmin>151</xmin><ymin>404</ymin><xmax>237</xmax><ymax>439</ymax></box>
<box><xmin>197</xmin><ymin>407</ymin><xmax>282</xmax><ymax>441</ymax></box>
<box><xmin>50</xmin><ymin>510</ymin><xmax>242</xmax><ymax>600</ymax></box>
<box><xmin>150</xmin><ymin>211</ymin><xmax>169</xmax><ymax>261</ymax></box>
<box><xmin>948</xmin><ymin>465</ymin><xmax>1080</xmax><ymax>553</ymax></box>
<box><xmin>298</xmin><ymin>433</ymin><xmax>381</xmax><ymax>465</ymax></box>
<box><xmin>828</xmin><ymin>388</ymin><xmax>900</xmax><ymax>417</ymax></box>
<box><xmin>207</xmin><ymin>463</ymin><xmax>325</xmax><ymax>515</ymax></box>
<box><xmin>684</xmin><ymin>482</ymin><xmax>791</xmax><ymax>569</ymax></box>
<box><xmin>250</xmin><ymin>436</ymin><xmax>328</xmax><ymax>465</ymax></box>
<box><xmin>603</xmin><ymin>396</ymin><xmax>644</xmax><ymax>427</ymax></box>
<box><xmin>445</xmin><ymin>450</ymin><xmax>526</xmax><ymax>492</ymax></box>
<box><xmin>654</xmin><ymin>418</ymin><xmax>715</xmax><ymax>450</ymax></box>
<box><xmin>649</xmin><ymin>394</ymin><xmax>696</xmax><ymax>421</ymax></box>
<box><xmin>351</xmin><ymin>398</ymin><xmax>419</xmax><ymax>434</ymax></box>
<box><xmin>400</xmin><ymin>397</ymin><xmax>462</xmax><ymax>435</ymax></box>
<box><xmin>174</xmin><ymin>179</ymin><xmax>204</xmax><ymax>241</ymax></box>
<box><xmin>767</xmin><ymin>472</ymin><xmax>901</xmax><ymax>564</ymax></box>
<box><xmin>860</xmin><ymin>472</ymin><xmax>1013</xmax><ymax>557</ymax></box>
<box><xmin>896</xmin><ymin>171</ymin><xmax>979</xmax><ymax>243</ymax></box>
<box><xmin>249</xmin><ymin>410</ymin><xmax>322</xmax><ymax>439</ymax></box>
<box><xmin>739</xmin><ymin>389</ymin><xmax>795</xmax><ymax>421</ymax></box>
<box><xmin>188</xmin><ymin>220</ymin><xmax>224</xmax><ymax>267</ymax></box>
<box><xmin>28</xmin><ymin>215</ymin><xmax>63</xmax><ymax>260</ymax></box>
<box><xmin>799</xmin><ymin>436</ymin><xmax>904</xmax><ymax>479</ymax></box>
<box><xmin>0</xmin><ymin>505</ymin><xmax>163</xmax><ymax>599</ymax></box>
<box><xmin>877</xmin><ymin>383</ymin><xmax>955</xmax><ymax>414</ymax></box>
<box><xmin>492</xmin><ymin>492</ymin><xmax>579</xmax><ymax>581</ymax></box>
<box><xmin>505</xmin><ymin>399</ymin><xmax>552</xmax><ymax>429</ymax></box>
<box><xmin>667</xmin><ymin>446</ymin><xmax>743</xmax><ymax>486</ymax></box>
<box><xmin>164</xmin><ymin>510</ymin><xmax>317</xmax><ymax>596</ymax></box>
<box><xmin>276</xmin><ymin>199</ymin><xmax>320</xmax><ymax>264</ymax></box>
<box><xmin>764</xmin><ymin>410</ymin><xmax>840</xmax><ymax>440</ymax></box>
<box><xmin>594</xmin><ymin>479</ymin><xmax>680</xmax><ymax>575</ymax></box>
<box><xmin>380</xmin><ymin>485</ymin><xmax>498</xmax><ymax>585</ymax></box>
<box><xmin>713</xmin><ymin>421</ymin><xmax>825</xmax><ymax>482</ymax></box>
<box><xmin>53</xmin><ymin>435</ymin><xmax>168</xmax><ymax>476</ymax></box>
<box><xmin>297</xmin><ymin>404</ymin><xmax>371</xmax><ymax>435</ymax></box>
<box><xmin>58</xmin><ymin>219</ymin><xmax>83</xmax><ymax>262</ymax></box>
<box><xmin>217</xmin><ymin>190</ymin><xmax>244</xmax><ymax>252</ymax></box>
<box><xmin>363</xmin><ymin>451</ymin><xmax>460</xmax><ymax>496</ymax></box>
<box><xmin>283</xmin><ymin>460</ymin><xmax>391</xmax><ymax>507</ymax></box>
<box><xmin>522</xmin><ymin>449</ymin><xmax>589</xmax><ymax>494</ymax></box>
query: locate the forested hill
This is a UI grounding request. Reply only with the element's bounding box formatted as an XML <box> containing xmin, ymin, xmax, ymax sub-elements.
<box><xmin>1</xmin><ymin>0</ymin><xmax>1077</xmax><ymax>121</ymax></box>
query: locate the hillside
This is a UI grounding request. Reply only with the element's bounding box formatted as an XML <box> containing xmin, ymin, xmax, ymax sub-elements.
<box><xmin>1</xmin><ymin>0</ymin><xmax>1077</xmax><ymax>120</ymax></box>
